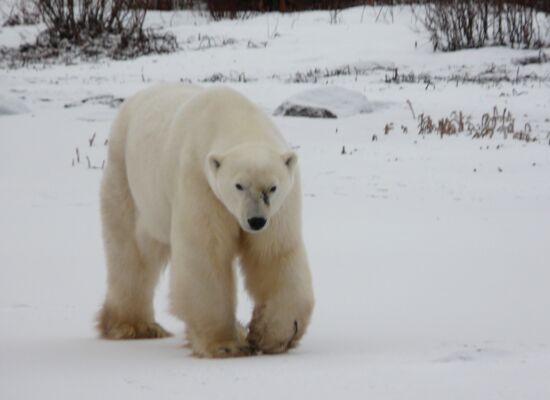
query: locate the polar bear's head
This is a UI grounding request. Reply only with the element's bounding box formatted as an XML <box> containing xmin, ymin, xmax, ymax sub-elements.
<box><xmin>205</xmin><ymin>144</ymin><xmax>298</xmax><ymax>234</ymax></box>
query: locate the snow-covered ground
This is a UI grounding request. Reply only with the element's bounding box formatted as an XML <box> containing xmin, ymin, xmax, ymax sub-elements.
<box><xmin>1</xmin><ymin>6</ymin><xmax>550</xmax><ymax>400</ymax></box>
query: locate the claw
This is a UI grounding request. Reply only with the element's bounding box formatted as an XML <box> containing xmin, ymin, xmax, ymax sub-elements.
<box><xmin>286</xmin><ymin>320</ymin><xmax>299</xmax><ymax>349</ymax></box>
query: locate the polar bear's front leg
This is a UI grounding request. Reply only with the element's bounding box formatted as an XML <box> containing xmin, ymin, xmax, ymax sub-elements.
<box><xmin>241</xmin><ymin>243</ymin><xmax>314</xmax><ymax>354</ymax></box>
<box><xmin>169</xmin><ymin>230</ymin><xmax>252</xmax><ymax>358</ymax></box>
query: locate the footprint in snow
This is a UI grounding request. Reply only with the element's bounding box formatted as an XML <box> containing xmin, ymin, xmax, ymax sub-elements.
<box><xmin>435</xmin><ymin>347</ymin><xmax>512</xmax><ymax>363</ymax></box>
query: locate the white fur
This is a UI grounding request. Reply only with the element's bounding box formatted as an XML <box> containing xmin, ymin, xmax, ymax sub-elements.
<box><xmin>97</xmin><ymin>83</ymin><xmax>314</xmax><ymax>357</ymax></box>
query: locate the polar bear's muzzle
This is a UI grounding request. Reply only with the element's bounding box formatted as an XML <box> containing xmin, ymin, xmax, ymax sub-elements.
<box><xmin>240</xmin><ymin>194</ymin><xmax>270</xmax><ymax>233</ymax></box>
<box><xmin>247</xmin><ymin>217</ymin><xmax>267</xmax><ymax>231</ymax></box>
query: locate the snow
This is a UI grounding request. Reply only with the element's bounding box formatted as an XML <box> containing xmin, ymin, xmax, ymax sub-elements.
<box><xmin>0</xmin><ymin>92</ymin><xmax>29</xmax><ymax>115</ymax></box>
<box><xmin>1</xmin><ymin>6</ymin><xmax>550</xmax><ymax>400</ymax></box>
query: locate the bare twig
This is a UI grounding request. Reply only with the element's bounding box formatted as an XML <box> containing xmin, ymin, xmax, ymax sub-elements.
<box><xmin>406</xmin><ymin>99</ymin><xmax>416</xmax><ymax>119</ymax></box>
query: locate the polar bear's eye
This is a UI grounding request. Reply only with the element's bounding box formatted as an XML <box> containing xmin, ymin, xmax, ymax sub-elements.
<box><xmin>235</xmin><ymin>183</ymin><xmax>244</xmax><ymax>191</ymax></box>
<box><xmin>269</xmin><ymin>186</ymin><xmax>277</xmax><ymax>193</ymax></box>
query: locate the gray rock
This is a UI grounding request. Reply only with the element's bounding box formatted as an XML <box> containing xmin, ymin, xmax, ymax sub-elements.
<box><xmin>274</xmin><ymin>86</ymin><xmax>372</xmax><ymax>119</ymax></box>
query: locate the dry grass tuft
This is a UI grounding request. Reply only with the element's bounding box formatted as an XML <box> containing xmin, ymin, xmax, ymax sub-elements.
<box><xmin>415</xmin><ymin>107</ymin><xmax>537</xmax><ymax>142</ymax></box>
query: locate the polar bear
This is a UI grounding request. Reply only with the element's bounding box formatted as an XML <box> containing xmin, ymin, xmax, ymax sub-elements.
<box><xmin>97</xmin><ymin>84</ymin><xmax>314</xmax><ymax>357</ymax></box>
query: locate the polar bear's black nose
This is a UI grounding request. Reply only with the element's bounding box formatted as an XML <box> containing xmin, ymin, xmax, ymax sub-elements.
<box><xmin>248</xmin><ymin>217</ymin><xmax>266</xmax><ymax>231</ymax></box>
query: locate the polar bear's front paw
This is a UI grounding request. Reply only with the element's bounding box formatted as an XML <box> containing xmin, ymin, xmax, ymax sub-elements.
<box><xmin>247</xmin><ymin>303</ymin><xmax>310</xmax><ymax>354</ymax></box>
<box><xmin>187</xmin><ymin>323</ymin><xmax>256</xmax><ymax>358</ymax></box>
<box><xmin>191</xmin><ymin>339</ymin><xmax>255</xmax><ymax>358</ymax></box>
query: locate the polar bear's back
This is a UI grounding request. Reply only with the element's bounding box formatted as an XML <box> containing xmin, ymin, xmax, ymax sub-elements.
<box><xmin>107</xmin><ymin>83</ymin><xmax>203</xmax><ymax>242</ymax></box>
<box><xmin>169</xmin><ymin>86</ymin><xmax>287</xmax><ymax>157</ymax></box>
<box><xmin>108</xmin><ymin>83</ymin><xmax>203</xmax><ymax>166</ymax></box>
<box><xmin>121</xmin><ymin>84</ymin><xmax>285</xmax><ymax>171</ymax></box>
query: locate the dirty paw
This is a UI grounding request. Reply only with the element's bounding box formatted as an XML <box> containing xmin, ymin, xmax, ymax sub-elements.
<box><xmin>247</xmin><ymin>305</ymin><xmax>304</xmax><ymax>354</ymax></box>
<box><xmin>101</xmin><ymin>321</ymin><xmax>172</xmax><ymax>340</ymax></box>
<box><xmin>192</xmin><ymin>339</ymin><xmax>256</xmax><ymax>358</ymax></box>
<box><xmin>187</xmin><ymin>323</ymin><xmax>256</xmax><ymax>358</ymax></box>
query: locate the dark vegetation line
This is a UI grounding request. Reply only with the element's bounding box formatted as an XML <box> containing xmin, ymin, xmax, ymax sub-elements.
<box><xmin>1</xmin><ymin>0</ymin><xmax>549</xmax><ymax>66</ymax></box>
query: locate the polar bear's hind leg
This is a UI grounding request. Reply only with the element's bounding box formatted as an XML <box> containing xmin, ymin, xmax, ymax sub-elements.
<box><xmin>97</xmin><ymin>154</ymin><xmax>171</xmax><ymax>340</ymax></box>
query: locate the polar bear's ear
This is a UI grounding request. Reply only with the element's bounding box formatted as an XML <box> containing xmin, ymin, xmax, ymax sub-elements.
<box><xmin>282</xmin><ymin>151</ymin><xmax>298</xmax><ymax>173</ymax></box>
<box><xmin>207</xmin><ymin>153</ymin><xmax>223</xmax><ymax>174</ymax></box>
